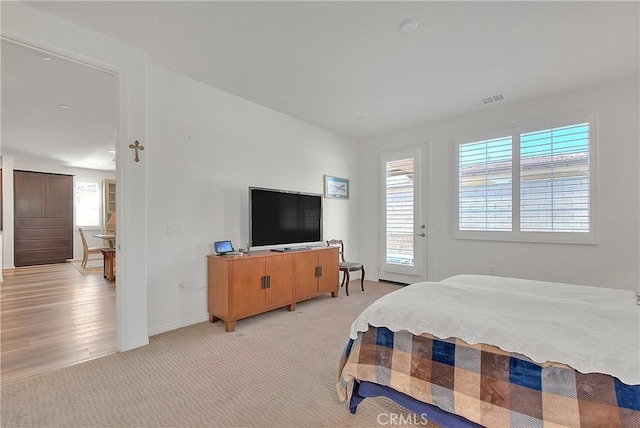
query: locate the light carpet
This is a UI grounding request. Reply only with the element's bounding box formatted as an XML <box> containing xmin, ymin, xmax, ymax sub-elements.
<box><xmin>70</xmin><ymin>259</ymin><xmax>103</xmax><ymax>275</ymax></box>
<box><xmin>1</xmin><ymin>281</ymin><xmax>440</xmax><ymax>428</ymax></box>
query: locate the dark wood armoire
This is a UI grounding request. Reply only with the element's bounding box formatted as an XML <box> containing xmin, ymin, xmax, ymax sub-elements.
<box><xmin>14</xmin><ymin>170</ymin><xmax>73</xmax><ymax>267</ymax></box>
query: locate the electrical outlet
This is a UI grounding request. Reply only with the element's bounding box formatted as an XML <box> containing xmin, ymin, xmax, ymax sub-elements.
<box><xmin>167</xmin><ymin>223</ymin><xmax>184</xmax><ymax>234</ymax></box>
<box><xmin>489</xmin><ymin>265</ymin><xmax>496</xmax><ymax>275</ymax></box>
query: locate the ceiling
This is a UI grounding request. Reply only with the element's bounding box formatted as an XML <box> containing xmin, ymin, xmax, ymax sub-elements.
<box><xmin>2</xmin><ymin>39</ymin><xmax>117</xmax><ymax>170</ymax></box>
<box><xmin>2</xmin><ymin>1</ymin><xmax>638</xmax><ymax>169</ymax></box>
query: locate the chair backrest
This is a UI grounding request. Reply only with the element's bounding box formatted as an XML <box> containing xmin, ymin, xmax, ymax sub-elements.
<box><xmin>326</xmin><ymin>239</ymin><xmax>345</xmax><ymax>262</ymax></box>
<box><xmin>78</xmin><ymin>227</ymin><xmax>89</xmax><ymax>252</ymax></box>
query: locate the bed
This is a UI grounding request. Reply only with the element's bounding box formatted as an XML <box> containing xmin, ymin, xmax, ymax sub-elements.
<box><xmin>338</xmin><ymin>275</ymin><xmax>640</xmax><ymax>427</ymax></box>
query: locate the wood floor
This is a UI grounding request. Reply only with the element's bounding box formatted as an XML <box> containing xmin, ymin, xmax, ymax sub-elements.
<box><xmin>1</xmin><ymin>262</ymin><xmax>116</xmax><ymax>385</ymax></box>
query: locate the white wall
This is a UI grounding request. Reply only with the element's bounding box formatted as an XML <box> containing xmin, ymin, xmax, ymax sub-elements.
<box><xmin>146</xmin><ymin>65</ymin><xmax>360</xmax><ymax>335</ymax></box>
<box><xmin>360</xmin><ymin>79</ymin><xmax>640</xmax><ymax>291</ymax></box>
<box><xmin>1</xmin><ymin>157</ymin><xmax>14</xmax><ymax>270</ymax></box>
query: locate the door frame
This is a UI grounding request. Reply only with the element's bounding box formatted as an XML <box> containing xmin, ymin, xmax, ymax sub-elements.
<box><xmin>2</xmin><ymin>3</ymin><xmax>149</xmax><ymax>352</ymax></box>
<box><xmin>378</xmin><ymin>144</ymin><xmax>430</xmax><ymax>284</ymax></box>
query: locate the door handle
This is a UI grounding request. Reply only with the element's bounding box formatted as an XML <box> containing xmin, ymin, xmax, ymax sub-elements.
<box><xmin>416</xmin><ymin>233</ymin><xmax>426</xmax><ymax>237</ymax></box>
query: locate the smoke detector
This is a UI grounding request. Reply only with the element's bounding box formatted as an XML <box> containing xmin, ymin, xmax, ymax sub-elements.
<box><xmin>399</xmin><ymin>19</ymin><xmax>419</xmax><ymax>33</ymax></box>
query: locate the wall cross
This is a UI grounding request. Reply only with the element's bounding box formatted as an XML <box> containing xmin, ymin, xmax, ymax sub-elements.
<box><xmin>128</xmin><ymin>140</ymin><xmax>145</xmax><ymax>162</ymax></box>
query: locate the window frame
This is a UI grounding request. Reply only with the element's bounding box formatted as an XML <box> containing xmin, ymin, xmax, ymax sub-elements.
<box><xmin>454</xmin><ymin>112</ymin><xmax>597</xmax><ymax>244</ymax></box>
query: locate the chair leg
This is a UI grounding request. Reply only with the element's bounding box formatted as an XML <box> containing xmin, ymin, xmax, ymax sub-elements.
<box><xmin>340</xmin><ymin>270</ymin><xmax>346</xmax><ymax>288</ymax></box>
<box><xmin>360</xmin><ymin>266</ymin><xmax>365</xmax><ymax>292</ymax></box>
<box><xmin>81</xmin><ymin>252</ymin><xmax>89</xmax><ymax>268</ymax></box>
<box><xmin>345</xmin><ymin>270</ymin><xmax>350</xmax><ymax>296</ymax></box>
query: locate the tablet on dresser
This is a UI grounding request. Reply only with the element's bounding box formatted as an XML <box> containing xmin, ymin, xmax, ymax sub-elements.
<box><xmin>213</xmin><ymin>240</ymin><xmax>234</xmax><ymax>255</ymax></box>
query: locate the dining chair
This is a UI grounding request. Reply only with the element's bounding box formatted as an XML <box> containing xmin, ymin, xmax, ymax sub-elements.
<box><xmin>327</xmin><ymin>239</ymin><xmax>365</xmax><ymax>296</ymax></box>
<box><xmin>79</xmin><ymin>228</ymin><xmax>109</xmax><ymax>268</ymax></box>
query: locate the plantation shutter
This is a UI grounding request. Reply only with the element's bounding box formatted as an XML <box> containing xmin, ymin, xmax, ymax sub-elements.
<box><xmin>520</xmin><ymin>123</ymin><xmax>590</xmax><ymax>232</ymax></box>
<box><xmin>458</xmin><ymin>137</ymin><xmax>512</xmax><ymax>231</ymax></box>
<box><xmin>385</xmin><ymin>158</ymin><xmax>415</xmax><ymax>266</ymax></box>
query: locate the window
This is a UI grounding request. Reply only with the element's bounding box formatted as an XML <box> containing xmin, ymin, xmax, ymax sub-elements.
<box><xmin>520</xmin><ymin>123</ymin><xmax>590</xmax><ymax>233</ymax></box>
<box><xmin>75</xmin><ymin>181</ymin><xmax>101</xmax><ymax>227</ymax></box>
<box><xmin>458</xmin><ymin>137</ymin><xmax>512</xmax><ymax>231</ymax></box>
<box><xmin>455</xmin><ymin>113</ymin><xmax>595</xmax><ymax>244</ymax></box>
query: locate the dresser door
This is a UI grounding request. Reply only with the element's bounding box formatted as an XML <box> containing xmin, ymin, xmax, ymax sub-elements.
<box><xmin>230</xmin><ymin>258</ymin><xmax>266</xmax><ymax>317</ymax></box>
<box><xmin>265</xmin><ymin>254</ymin><xmax>294</xmax><ymax>307</ymax></box>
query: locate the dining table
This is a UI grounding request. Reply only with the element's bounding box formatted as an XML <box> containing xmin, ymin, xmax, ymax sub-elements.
<box><xmin>93</xmin><ymin>233</ymin><xmax>116</xmax><ymax>248</ymax></box>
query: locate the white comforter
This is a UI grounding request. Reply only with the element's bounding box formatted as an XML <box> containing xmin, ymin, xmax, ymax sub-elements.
<box><xmin>350</xmin><ymin>274</ymin><xmax>640</xmax><ymax>385</ymax></box>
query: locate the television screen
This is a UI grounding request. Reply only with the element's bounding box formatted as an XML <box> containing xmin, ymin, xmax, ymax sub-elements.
<box><xmin>250</xmin><ymin>187</ymin><xmax>322</xmax><ymax>248</ymax></box>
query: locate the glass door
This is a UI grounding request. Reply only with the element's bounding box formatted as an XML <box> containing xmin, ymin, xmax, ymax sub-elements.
<box><xmin>378</xmin><ymin>145</ymin><xmax>428</xmax><ymax>283</ymax></box>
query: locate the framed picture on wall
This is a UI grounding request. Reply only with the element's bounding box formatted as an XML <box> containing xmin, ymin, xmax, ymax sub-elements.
<box><xmin>324</xmin><ymin>175</ymin><xmax>349</xmax><ymax>199</ymax></box>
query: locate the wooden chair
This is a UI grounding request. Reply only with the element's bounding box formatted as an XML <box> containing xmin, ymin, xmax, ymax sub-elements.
<box><xmin>79</xmin><ymin>227</ymin><xmax>109</xmax><ymax>268</ymax></box>
<box><xmin>327</xmin><ymin>239</ymin><xmax>365</xmax><ymax>296</ymax></box>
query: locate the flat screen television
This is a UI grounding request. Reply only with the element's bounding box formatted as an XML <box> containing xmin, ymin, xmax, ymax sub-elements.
<box><xmin>249</xmin><ymin>187</ymin><xmax>322</xmax><ymax>248</ymax></box>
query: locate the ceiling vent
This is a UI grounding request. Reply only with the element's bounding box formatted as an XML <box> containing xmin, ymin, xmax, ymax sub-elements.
<box><xmin>470</xmin><ymin>94</ymin><xmax>505</xmax><ymax>107</ymax></box>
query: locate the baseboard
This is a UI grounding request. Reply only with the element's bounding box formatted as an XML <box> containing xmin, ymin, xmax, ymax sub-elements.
<box><xmin>147</xmin><ymin>313</ymin><xmax>210</xmax><ymax>337</ymax></box>
<box><xmin>120</xmin><ymin>336</ymin><xmax>150</xmax><ymax>352</ymax></box>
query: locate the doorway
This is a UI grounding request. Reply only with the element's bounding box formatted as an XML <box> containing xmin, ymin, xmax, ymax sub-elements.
<box><xmin>2</xmin><ymin>1</ymin><xmax>149</xmax><ymax>355</ymax></box>
<box><xmin>1</xmin><ymin>39</ymin><xmax>118</xmax><ymax>381</ymax></box>
<box><xmin>378</xmin><ymin>145</ymin><xmax>429</xmax><ymax>284</ymax></box>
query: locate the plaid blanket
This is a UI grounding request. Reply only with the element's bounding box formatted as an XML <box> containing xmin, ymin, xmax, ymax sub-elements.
<box><xmin>338</xmin><ymin>327</ymin><xmax>640</xmax><ymax>428</ymax></box>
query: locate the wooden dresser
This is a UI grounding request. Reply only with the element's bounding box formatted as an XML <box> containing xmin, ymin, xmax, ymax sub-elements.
<box><xmin>207</xmin><ymin>246</ymin><xmax>339</xmax><ymax>332</ymax></box>
<box><xmin>14</xmin><ymin>171</ymin><xmax>73</xmax><ymax>266</ymax></box>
